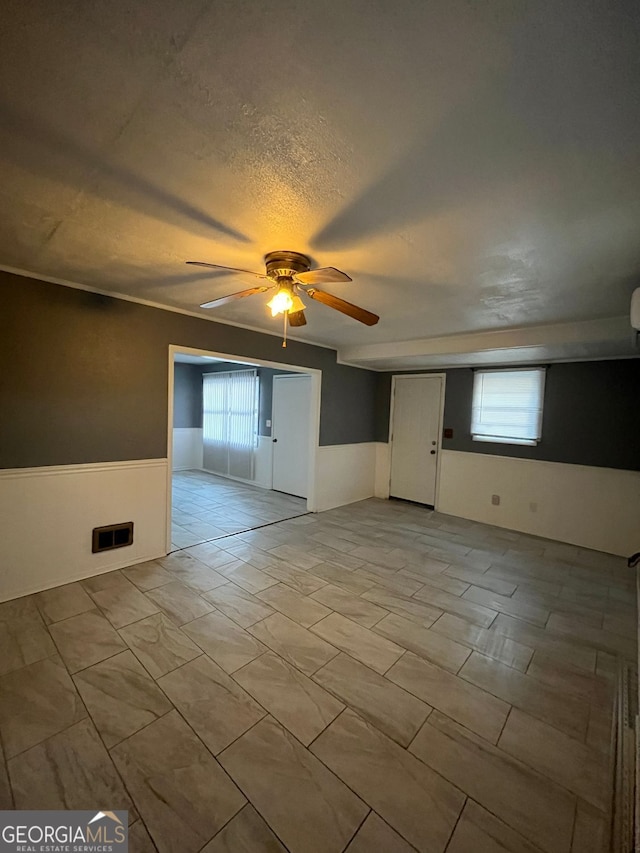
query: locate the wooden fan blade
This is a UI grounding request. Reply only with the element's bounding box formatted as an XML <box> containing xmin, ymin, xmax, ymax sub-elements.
<box><xmin>306</xmin><ymin>288</ymin><xmax>379</xmax><ymax>325</ymax></box>
<box><xmin>294</xmin><ymin>267</ymin><xmax>352</xmax><ymax>285</ymax></box>
<box><xmin>200</xmin><ymin>286</ymin><xmax>271</xmax><ymax>309</ymax></box>
<box><xmin>187</xmin><ymin>261</ymin><xmax>270</xmax><ymax>281</ymax></box>
<box><xmin>288</xmin><ymin>310</ymin><xmax>307</xmax><ymax>327</ymax></box>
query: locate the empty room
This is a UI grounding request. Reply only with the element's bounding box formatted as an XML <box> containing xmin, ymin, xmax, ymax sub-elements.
<box><xmin>0</xmin><ymin>2</ymin><xmax>638</xmax><ymax>852</ymax></box>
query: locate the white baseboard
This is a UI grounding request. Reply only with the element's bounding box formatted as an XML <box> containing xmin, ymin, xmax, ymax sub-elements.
<box><xmin>172</xmin><ymin>428</ymin><xmax>203</xmax><ymax>470</ymax></box>
<box><xmin>315</xmin><ymin>443</ymin><xmax>377</xmax><ymax>512</ymax></box>
<box><xmin>437</xmin><ymin>450</ymin><xmax>640</xmax><ymax>556</ymax></box>
<box><xmin>0</xmin><ymin>459</ymin><xmax>168</xmax><ymax>602</ymax></box>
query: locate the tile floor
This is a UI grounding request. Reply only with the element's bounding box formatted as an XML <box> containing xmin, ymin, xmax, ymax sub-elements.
<box><xmin>0</xmin><ymin>498</ymin><xmax>636</xmax><ymax>853</ymax></box>
<box><xmin>170</xmin><ymin>470</ymin><xmax>308</xmax><ymax>550</ymax></box>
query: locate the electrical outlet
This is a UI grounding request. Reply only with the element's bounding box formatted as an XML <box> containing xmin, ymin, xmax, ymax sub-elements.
<box><xmin>491</xmin><ymin>494</ymin><xmax>500</xmax><ymax>506</ymax></box>
<box><xmin>530</xmin><ymin>501</ymin><xmax>538</xmax><ymax>513</ymax></box>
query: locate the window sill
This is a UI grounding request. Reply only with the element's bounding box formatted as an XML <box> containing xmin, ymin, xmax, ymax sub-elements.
<box><xmin>472</xmin><ymin>435</ymin><xmax>539</xmax><ymax>447</ymax></box>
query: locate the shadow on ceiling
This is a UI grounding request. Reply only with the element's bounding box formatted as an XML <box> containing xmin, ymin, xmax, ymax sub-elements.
<box><xmin>310</xmin><ymin>87</ymin><xmax>534</xmax><ymax>252</ymax></box>
<box><xmin>0</xmin><ymin>101</ymin><xmax>250</xmax><ymax>245</ymax></box>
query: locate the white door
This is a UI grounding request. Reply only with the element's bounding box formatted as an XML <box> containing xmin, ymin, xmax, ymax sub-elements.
<box><xmin>389</xmin><ymin>375</ymin><xmax>444</xmax><ymax>506</ymax></box>
<box><xmin>272</xmin><ymin>374</ymin><xmax>311</xmax><ymax>498</ymax></box>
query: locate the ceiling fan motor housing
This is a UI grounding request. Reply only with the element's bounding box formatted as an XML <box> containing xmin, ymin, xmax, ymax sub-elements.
<box><xmin>264</xmin><ymin>250</ymin><xmax>311</xmax><ymax>280</ymax></box>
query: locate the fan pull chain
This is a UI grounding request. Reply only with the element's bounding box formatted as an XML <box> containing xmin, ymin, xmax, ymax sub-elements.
<box><xmin>282</xmin><ymin>312</ymin><xmax>287</xmax><ymax>347</ymax></box>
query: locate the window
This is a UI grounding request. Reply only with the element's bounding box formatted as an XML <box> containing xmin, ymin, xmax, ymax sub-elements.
<box><xmin>471</xmin><ymin>368</ymin><xmax>545</xmax><ymax>446</ymax></box>
<box><xmin>202</xmin><ymin>369</ymin><xmax>259</xmax><ymax>479</ymax></box>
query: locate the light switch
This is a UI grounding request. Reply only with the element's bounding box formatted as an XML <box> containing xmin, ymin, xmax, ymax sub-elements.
<box><xmin>266</xmin><ymin>419</ymin><xmax>271</xmax><ymax>428</ymax></box>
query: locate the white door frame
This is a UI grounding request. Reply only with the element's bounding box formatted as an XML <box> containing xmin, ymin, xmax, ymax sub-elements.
<box><xmin>388</xmin><ymin>373</ymin><xmax>446</xmax><ymax>509</ymax></box>
<box><xmin>166</xmin><ymin>344</ymin><xmax>321</xmax><ymax>554</ymax></box>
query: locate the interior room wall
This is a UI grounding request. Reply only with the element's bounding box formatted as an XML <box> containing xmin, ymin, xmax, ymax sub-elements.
<box><xmin>0</xmin><ymin>271</ymin><xmax>379</xmax><ymax>601</ymax></box>
<box><xmin>172</xmin><ymin>363</ymin><xmax>204</xmax><ymax>471</ymax></box>
<box><xmin>374</xmin><ymin>360</ymin><xmax>640</xmax><ymax>556</ymax></box>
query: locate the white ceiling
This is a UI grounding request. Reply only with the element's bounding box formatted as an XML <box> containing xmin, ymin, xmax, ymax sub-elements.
<box><xmin>1</xmin><ymin>0</ymin><xmax>639</xmax><ymax>369</ymax></box>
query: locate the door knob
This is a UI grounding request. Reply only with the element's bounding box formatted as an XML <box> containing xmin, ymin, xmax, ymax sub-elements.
<box><xmin>430</xmin><ymin>450</ymin><xmax>436</xmax><ymax>455</ymax></box>
<box><xmin>272</xmin><ymin>438</ymin><xmax>278</xmax><ymax>443</ymax></box>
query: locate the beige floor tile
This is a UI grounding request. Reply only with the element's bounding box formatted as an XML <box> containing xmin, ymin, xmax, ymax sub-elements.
<box><xmin>345</xmin><ymin>812</ymin><xmax>414</xmax><ymax>853</ymax></box>
<box><xmin>111</xmin><ymin>710</ymin><xmax>245</xmax><ymax>853</ymax></box>
<box><xmin>165</xmin><ymin>560</ymin><xmax>229</xmax><ymax>594</ymax></box>
<box><xmin>202</xmin><ymin>582</ymin><xmax>275</xmax><ymax>627</ymax></box>
<box><xmin>0</xmin><ymin>655</ymin><xmax>86</xmax><ymax>758</ymax></box>
<box><xmin>373</xmin><ymin>613</ymin><xmax>471</xmax><ymax>673</ymax></box>
<box><xmin>81</xmin><ymin>570</ymin><xmax>130</xmax><ymax>594</ymax></box>
<box><xmin>309</xmin><ymin>562</ymin><xmax>375</xmax><ymax>595</ymax></box>
<box><xmin>88</xmin><ymin>578</ymin><xmax>160</xmax><ymax>628</ymax></box>
<box><xmin>73</xmin><ymin>650</ymin><xmax>172</xmax><ymax>747</ymax></box>
<box><xmin>446</xmin><ymin>799</ymin><xmax>542</xmax><ymax>853</ymax></box>
<box><xmin>490</xmin><ymin>613</ymin><xmax>597</xmax><ymax>672</ymax></box>
<box><xmin>201</xmin><ymin>804</ymin><xmax>287</xmax><ymax>852</ymax></box>
<box><xmin>413</xmin><ymin>587</ymin><xmax>497</xmax><ymax>628</ymax></box>
<box><xmin>248</xmin><ymin>613</ymin><xmax>338</xmax><ymax>675</ymax></box>
<box><xmin>445</xmin><ymin>565</ymin><xmax>517</xmax><ymax>596</ymax></box>
<box><xmin>9</xmin><ymin>718</ymin><xmax>135</xmax><ymax>816</ymax></box>
<box><xmin>571</xmin><ymin>801</ymin><xmax>609</xmax><ymax>853</ymax></box>
<box><xmin>123</xmin><ymin>561</ymin><xmax>174</xmax><ymax>591</ymax></box>
<box><xmin>313</xmin><ymin>653</ymin><xmax>430</xmax><ymax>747</ymax></box>
<box><xmin>463</xmin><ymin>585</ymin><xmax>550</xmax><ymax>627</ymax></box>
<box><xmin>183</xmin><ymin>611</ymin><xmax>266</xmax><ymax>673</ymax></box>
<box><xmin>311</xmin><ymin>612</ymin><xmax>404</xmax><ymax>675</ymax></box>
<box><xmin>48</xmin><ymin>608</ymin><xmax>126</xmax><ymax>672</ymax></box>
<box><xmin>526</xmin><ymin>650</ymin><xmax>611</xmax><ymax>702</ymax></box>
<box><xmin>310</xmin><ymin>583</ymin><xmax>386</xmax><ymax>628</ymax></box>
<box><xmin>401</xmin><ymin>569</ymin><xmax>469</xmax><ymax>596</ymax></box>
<box><xmin>257</xmin><ymin>583</ymin><xmax>331</xmax><ymax>628</ymax></box>
<box><xmin>261</xmin><ymin>561</ymin><xmax>328</xmax><ymax>595</ymax></box>
<box><xmin>224</xmin><ymin>563</ymin><xmax>280</xmax><ymax>594</ymax></box>
<box><xmin>460</xmin><ymin>652</ymin><xmax>589</xmax><ymax>740</ymax></box>
<box><xmin>312</xmin><ymin>709</ymin><xmax>464</xmax><ymax>852</ymax></box>
<box><xmin>36</xmin><ymin>581</ymin><xmax>94</xmax><ymax>624</ymax></box>
<box><xmin>118</xmin><ymin>612</ymin><xmax>201</xmax><ymax>679</ymax></box>
<box><xmin>498</xmin><ymin>708</ymin><xmax>609</xmax><ymax>811</ymax></box>
<box><xmin>268</xmin><ymin>544</ymin><xmax>324</xmax><ymax>570</ymax></box>
<box><xmin>145</xmin><ymin>581</ymin><xmax>215</xmax><ymax>626</ymax></box>
<box><xmin>0</xmin><ymin>602</ymin><xmax>56</xmax><ymax>676</ymax></box>
<box><xmin>219</xmin><ymin>716</ymin><xmax>367</xmax><ymax>853</ymax></box>
<box><xmin>128</xmin><ymin>821</ymin><xmax>157</xmax><ymax>852</ymax></box>
<box><xmin>546</xmin><ymin>613</ymin><xmax>636</xmax><ymax>658</ymax></box>
<box><xmin>430</xmin><ymin>612</ymin><xmax>533</xmax><ymax>671</ymax></box>
<box><xmin>361</xmin><ymin>587</ymin><xmax>442</xmax><ymax>627</ymax></box>
<box><xmin>233</xmin><ymin>652</ymin><xmax>343</xmax><ymax>745</ymax></box>
<box><xmin>409</xmin><ymin>711</ymin><xmax>576</xmax><ymax>853</ymax></box>
<box><xmin>158</xmin><ymin>654</ymin><xmax>265</xmax><ymax>753</ymax></box>
<box><xmin>0</xmin><ymin>740</ymin><xmax>11</xmax><ymax>809</ymax></box>
<box><xmin>355</xmin><ymin>567</ymin><xmax>423</xmax><ymax>597</ymax></box>
<box><xmin>387</xmin><ymin>651</ymin><xmax>509</xmax><ymax>744</ymax></box>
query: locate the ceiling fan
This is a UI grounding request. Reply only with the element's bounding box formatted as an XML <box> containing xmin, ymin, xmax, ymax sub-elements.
<box><xmin>186</xmin><ymin>250</ymin><xmax>379</xmax><ymax>345</ymax></box>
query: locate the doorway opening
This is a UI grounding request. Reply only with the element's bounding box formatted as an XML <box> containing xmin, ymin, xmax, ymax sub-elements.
<box><xmin>167</xmin><ymin>345</ymin><xmax>320</xmax><ymax>554</ymax></box>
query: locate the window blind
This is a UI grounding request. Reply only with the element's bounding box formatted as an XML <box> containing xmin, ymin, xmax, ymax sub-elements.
<box><xmin>471</xmin><ymin>368</ymin><xmax>546</xmax><ymax>446</ymax></box>
<box><xmin>202</xmin><ymin>370</ymin><xmax>258</xmax><ymax>479</ymax></box>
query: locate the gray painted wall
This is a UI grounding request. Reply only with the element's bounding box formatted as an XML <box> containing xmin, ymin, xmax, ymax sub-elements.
<box><xmin>375</xmin><ymin>360</ymin><xmax>640</xmax><ymax>471</ymax></box>
<box><xmin>173</xmin><ymin>363</ymin><xmax>203</xmax><ymax>428</ymax></box>
<box><xmin>0</xmin><ymin>272</ymin><xmax>378</xmax><ymax>468</ymax></box>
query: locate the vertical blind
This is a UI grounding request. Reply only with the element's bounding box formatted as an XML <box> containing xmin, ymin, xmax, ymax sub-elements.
<box><xmin>202</xmin><ymin>370</ymin><xmax>258</xmax><ymax>479</ymax></box>
<box><xmin>471</xmin><ymin>368</ymin><xmax>546</xmax><ymax>445</ymax></box>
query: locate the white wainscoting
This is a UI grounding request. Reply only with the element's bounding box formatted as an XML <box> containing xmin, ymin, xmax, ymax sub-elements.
<box><xmin>374</xmin><ymin>442</ymin><xmax>391</xmax><ymax>499</ymax></box>
<box><xmin>0</xmin><ymin>459</ymin><xmax>168</xmax><ymax>602</ymax></box>
<box><xmin>437</xmin><ymin>450</ymin><xmax>640</xmax><ymax>557</ymax></box>
<box><xmin>254</xmin><ymin>435</ymin><xmax>274</xmax><ymax>490</ymax></box>
<box><xmin>172</xmin><ymin>428</ymin><xmax>203</xmax><ymax>470</ymax></box>
<box><xmin>315</xmin><ymin>443</ymin><xmax>377</xmax><ymax>512</ymax></box>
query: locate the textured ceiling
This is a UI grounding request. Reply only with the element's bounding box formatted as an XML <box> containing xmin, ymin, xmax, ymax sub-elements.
<box><xmin>1</xmin><ymin>0</ymin><xmax>639</xmax><ymax>367</ymax></box>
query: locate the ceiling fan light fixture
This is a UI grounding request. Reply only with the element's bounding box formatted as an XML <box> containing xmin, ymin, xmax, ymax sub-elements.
<box><xmin>289</xmin><ymin>292</ymin><xmax>306</xmax><ymax>313</ymax></box>
<box><xmin>267</xmin><ymin>287</ymin><xmax>294</xmax><ymax>316</ymax></box>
